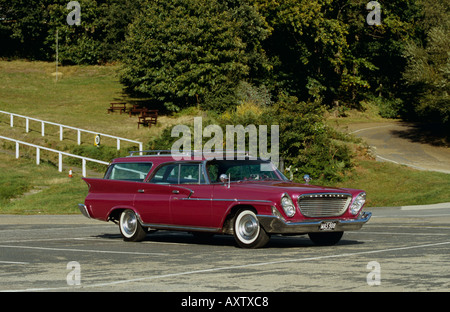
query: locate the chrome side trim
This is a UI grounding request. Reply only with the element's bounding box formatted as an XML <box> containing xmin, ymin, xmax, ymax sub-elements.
<box><xmin>139</xmin><ymin>222</ymin><xmax>221</xmax><ymax>233</ymax></box>
<box><xmin>179</xmin><ymin>198</ymin><xmax>271</xmax><ymax>203</ymax></box>
<box><xmin>257</xmin><ymin>212</ymin><xmax>372</xmax><ymax>234</ymax></box>
<box><xmin>78</xmin><ymin>204</ymin><xmax>91</xmax><ymax>219</ymax></box>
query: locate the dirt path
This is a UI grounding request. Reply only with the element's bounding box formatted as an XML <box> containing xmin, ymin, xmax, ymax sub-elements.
<box><xmin>345</xmin><ymin>121</ymin><xmax>450</xmax><ymax>174</ymax></box>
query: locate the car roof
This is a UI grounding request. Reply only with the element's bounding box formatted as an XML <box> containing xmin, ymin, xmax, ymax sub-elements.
<box><xmin>109</xmin><ymin>150</ymin><xmax>267</xmax><ymax>165</ymax></box>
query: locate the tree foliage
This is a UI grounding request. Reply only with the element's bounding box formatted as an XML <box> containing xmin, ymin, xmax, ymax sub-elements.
<box><xmin>119</xmin><ymin>0</ymin><xmax>270</xmax><ymax>111</ymax></box>
<box><xmin>402</xmin><ymin>0</ymin><xmax>449</xmax><ymax>127</ymax></box>
<box><xmin>0</xmin><ymin>0</ymin><xmax>140</xmax><ymax>64</ymax></box>
<box><xmin>250</xmin><ymin>0</ymin><xmax>354</xmax><ymax>104</ymax></box>
<box><xmin>2</xmin><ymin>0</ymin><xmax>446</xmax><ymax>118</ymax></box>
<box><xmin>2</xmin><ymin>0</ymin><xmax>449</xmax><ymax>179</ymax></box>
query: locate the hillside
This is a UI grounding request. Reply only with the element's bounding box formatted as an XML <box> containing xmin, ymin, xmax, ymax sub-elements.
<box><xmin>0</xmin><ymin>60</ymin><xmax>449</xmax><ymax>213</ymax></box>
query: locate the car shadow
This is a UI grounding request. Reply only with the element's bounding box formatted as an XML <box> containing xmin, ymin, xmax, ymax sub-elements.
<box><xmin>94</xmin><ymin>231</ymin><xmax>366</xmax><ymax>249</ymax></box>
<box><xmin>266</xmin><ymin>235</ymin><xmax>364</xmax><ymax>249</ymax></box>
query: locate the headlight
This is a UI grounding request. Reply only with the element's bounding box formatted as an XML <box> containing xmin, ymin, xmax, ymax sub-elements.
<box><xmin>281</xmin><ymin>193</ymin><xmax>296</xmax><ymax>217</ymax></box>
<box><xmin>350</xmin><ymin>192</ymin><xmax>366</xmax><ymax>215</ymax></box>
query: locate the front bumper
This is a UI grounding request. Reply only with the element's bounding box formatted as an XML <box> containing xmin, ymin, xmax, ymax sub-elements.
<box><xmin>257</xmin><ymin>211</ymin><xmax>371</xmax><ymax>234</ymax></box>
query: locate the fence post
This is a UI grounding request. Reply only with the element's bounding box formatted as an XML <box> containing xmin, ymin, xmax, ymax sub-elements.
<box><xmin>82</xmin><ymin>159</ymin><xmax>86</xmax><ymax>177</ymax></box>
<box><xmin>10</xmin><ymin>114</ymin><xmax>13</xmax><ymax>127</ymax></box>
<box><xmin>41</xmin><ymin>122</ymin><xmax>45</xmax><ymax>136</ymax></box>
<box><xmin>36</xmin><ymin>147</ymin><xmax>40</xmax><ymax>165</ymax></box>
<box><xmin>26</xmin><ymin>118</ymin><xmax>29</xmax><ymax>133</ymax></box>
<box><xmin>15</xmin><ymin>142</ymin><xmax>19</xmax><ymax>159</ymax></box>
<box><xmin>60</xmin><ymin>126</ymin><xmax>63</xmax><ymax>141</ymax></box>
<box><xmin>58</xmin><ymin>153</ymin><xmax>63</xmax><ymax>172</ymax></box>
<box><xmin>117</xmin><ymin>138</ymin><xmax>120</xmax><ymax>150</ymax></box>
<box><xmin>77</xmin><ymin>130</ymin><xmax>81</xmax><ymax>145</ymax></box>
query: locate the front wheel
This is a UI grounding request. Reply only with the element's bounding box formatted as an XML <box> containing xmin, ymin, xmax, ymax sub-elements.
<box><xmin>233</xmin><ymin>209</ymin><xmax>269</xmax><ymax>248</ymax></box>
<box><xmin>308</xmin><ymin>231</ymin><xmax>343</xmax><ymax>246</ymax></box>
<box><xmin>119</xmin><ymin>209</ymin><xmax>147</xmax><ymax>242</ymax></box>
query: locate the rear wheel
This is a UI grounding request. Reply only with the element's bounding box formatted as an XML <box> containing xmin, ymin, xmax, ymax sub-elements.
<box><xmin>308</xmin><ymin>231</ymin><xmax>343</xmax><ymax>246</ymax></box>
<box><xmin>119</xmin><ymin>209</ymin><xmax>147</xmax><ymax>242</ymax></box>
<box><xmin>233</xmin><ymin>209</ymin><xmax>269</xmax><ymax>248</ymax></box>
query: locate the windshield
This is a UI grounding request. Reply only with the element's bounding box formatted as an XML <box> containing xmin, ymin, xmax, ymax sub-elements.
<box><xmin>206</xmin><ymin>159</ymin><xmax>287</xmax><ymax>183</ymax></box>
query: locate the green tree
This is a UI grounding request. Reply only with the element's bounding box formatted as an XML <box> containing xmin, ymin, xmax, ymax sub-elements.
<box><xmin>119</xmin><ymin>0</ymin><xmax>271</xmax><ymax>111</ymax></box>
<box><xmin>271</xmin><ymin>93</ymin><xmax>353</xmax><ymax>181</ymax></box>
<box><xmin>0</xmin><ymin>0</ymin><xmax>140</xmax><ymax>64</ymax></box>
<box><xmin>0</xmin><ymin>0</ymin><xmax>53</xmax><ymax>59</ymax></box>
<box><xmin>46</xmin><ymin>0</ymin><xmax>141</xmax><ymax>64</ymax></box>
<box><xmin>250</xmin><ymin>0</ymin><xmax>359</xmax><ymax>105</ymax></box>
<box><xmin>343</xmin><ymin>0</ymin><xmax>422</xmax><ymax>114</ymax></box>
<box><xmin>251</xmin><ymin>0</ymin><xmax>423</xmax><ymax>112</ymax></box>
<box><xmin>402</xmin><ymin>0</ymin><xmax>449</xmax><ymax>128</ymax></box>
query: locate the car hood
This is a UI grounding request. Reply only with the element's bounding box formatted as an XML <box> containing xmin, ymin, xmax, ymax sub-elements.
<box><xmin>225</xmin><ymin>180</ymin><xmax>362</xmax><ymax>197</ymax></box>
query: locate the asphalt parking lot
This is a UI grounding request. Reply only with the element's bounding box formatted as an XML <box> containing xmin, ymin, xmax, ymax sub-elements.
<box><xmin>0</xmin><ymin>204</ymin><xmax>449</xmax><ymax>293</ymax></box>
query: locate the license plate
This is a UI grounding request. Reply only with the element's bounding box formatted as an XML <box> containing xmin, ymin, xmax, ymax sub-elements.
<box><xmin>319</xmin><ymin>221</ymin><xmax>337</xmax><ymax>231</ymax></box>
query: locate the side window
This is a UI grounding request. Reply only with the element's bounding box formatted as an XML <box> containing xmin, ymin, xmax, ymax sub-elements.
<box><xmin>166</xmin><ymin>165</ymin><xmax>180</xmax><ymax>184</ymax></box>
<box><xmin>149</xmin><ymin>164</ymin><xmax>177</xmax><ymax>184</ymax></box>
<box><xmin>105</xmin><ymin>163</ymin><xmax>152</xmax><ymax>182</ymax></box>
<box><xmin>149</xmin><ymin>163</ymin><xmax>205</xmax><ymax>184</ymax></box>
<box><xmin>179</xmin><ymin>164</ymin><xmax>205</xmax><ymax>184</ymax></box>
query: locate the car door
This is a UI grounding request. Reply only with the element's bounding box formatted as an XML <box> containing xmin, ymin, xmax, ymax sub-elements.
<box><xmin>170</xmin><ymin>184</ymin><xmax>213</xmax><ymax>228</ymax></box>
<box><xmin>169</xmin><ymin>163</ymin><xmax>213</xmax><ymax>229</ymax></box>
<box><xmin>132</xmin><ymin>182</ymin><xmax>175</xmax><ymax>225</ymax></box>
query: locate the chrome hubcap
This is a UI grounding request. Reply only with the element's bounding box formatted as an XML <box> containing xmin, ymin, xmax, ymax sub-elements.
<box><xmin>236</xmin><ymin>213</ymin><xmax>259</xmax><ymax>243</ymax></box>
<box><xmin>121</xmin><ymin>210</ymin><xmax>137</xmax><ymax>237</ymax></box>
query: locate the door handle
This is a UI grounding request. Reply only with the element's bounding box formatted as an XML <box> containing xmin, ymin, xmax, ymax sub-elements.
<box><xmin>138</xmin><ymin>189</ymin><xmax>145</xmax><ymax>193</ymax></box>
<box><xmin>172</xmin><ymin>190</ymin><xmax>179</xmax><ymax>194</ymax></box>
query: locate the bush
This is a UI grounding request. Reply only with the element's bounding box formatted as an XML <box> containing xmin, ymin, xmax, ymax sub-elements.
<box><xmin>271</xmin><ymin>93</ymin><xmax>354</xmax><ymax>182</ymax></box>
<box><xmin>368</xmin><ymin>95</ymin><xmax>403</xmax><ymax>119</ymax></box>
<box><xmin>150</xmin><ymin>92</ymin><xmax>354</xmax><ymax>183</ymax></box>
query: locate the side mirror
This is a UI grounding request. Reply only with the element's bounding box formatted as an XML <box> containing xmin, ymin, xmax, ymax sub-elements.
<box><xmin>219</xmin><ymin>173</ymin><xmax>231</xmax><ymax>188</ymax></box>
<box><xmin>219</xmin><ymin>174</ymin><xmax>229</xmax><ymax>183</ymax></box>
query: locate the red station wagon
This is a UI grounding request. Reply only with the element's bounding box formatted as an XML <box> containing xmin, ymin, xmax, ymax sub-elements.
<box><xmin>78</xmin><ymin>151</ymin><xmax>371</xmax><ymax>248</ymax></box>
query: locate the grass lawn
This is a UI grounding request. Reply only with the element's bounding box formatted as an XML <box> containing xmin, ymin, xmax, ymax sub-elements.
<box><xmin>0</xmin><ymin>60</ymin><xmax>166</xmax><ymax>146</ymax></box>
<box><xmin>0</xmin><ymin>153</ymin><xmax>90</xmax><ymax>214</ymax></box>
<box><xmin>329</xmin><ymin>160</ymin><xmax>450</xmax><ymax>207</ymax></box>
<box><xmin>0</xmin><ymin>60</ymin><xmax>449</xmax><ymax>213</ymax></box>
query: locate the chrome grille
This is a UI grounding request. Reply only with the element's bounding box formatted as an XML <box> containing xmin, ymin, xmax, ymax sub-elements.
<box><xmin>298</xmin><ymin>193</ymin><xmax>351</xmax><ymax>217</ymax></box>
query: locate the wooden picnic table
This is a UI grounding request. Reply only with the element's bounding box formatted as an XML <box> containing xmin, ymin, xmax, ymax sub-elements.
<box><xmin>137</xmin><ymin>110</ymin><xmax>158</xmax><ymax>129</ymax></box>
<box><xmin>107</xmin><ymin>102</ymin><xmax>127</xmax><ymax>114</ymax></box>
<box><xmin>129</xmin><ymin>105</ymin><xmax>148</xmax><ymax>117</ymax></box>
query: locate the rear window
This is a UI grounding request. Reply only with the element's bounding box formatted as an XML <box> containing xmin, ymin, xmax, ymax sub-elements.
<box><xmin>104</xmin><ymin>163</ymin><xmax>153</xmax><ymax>182</ymax></box>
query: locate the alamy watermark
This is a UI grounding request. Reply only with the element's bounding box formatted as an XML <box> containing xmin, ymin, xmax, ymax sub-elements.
<box><xmin>66</xmin><ymin>1</ymin><xmax>81</xmax><ymax>26</ymax></box>
<box><xmin>366</xmin><ymin>1</ymin><xmax>382</xmax><ymax>26</ymax></box>
<box><xmin>66</xmin><ymin>261</ymin><xmax>81</xmax><ymax>286</ymax></box>
<box><xmin>170</xmin><ymin>117</ymin><xmax>279</xmax><ymax>170</ymax></box>
<box><xmin>64</xmin><ymin>2</ymin><xmax>380</xmax><ymax>28</ymax></box>
<box><xmin>366</xmin><ymin>261</ymin><xmax>381</xmax><ymax>286</ymax></box>
<box><xmin>64</xmin><ymin>260</ymin><xmax>381</xmax><ymax>288</ymax></box>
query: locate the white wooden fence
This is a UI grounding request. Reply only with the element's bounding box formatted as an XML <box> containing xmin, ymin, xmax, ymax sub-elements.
<box><xmin>0</xmin><ymin>110</ymin><xmax>143</xmax><ymax>151</ymax></box>
<box><xmin>0</xmin><ymin>135</ymin><xmax>109</xmax><ymax>177</ymax></box>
